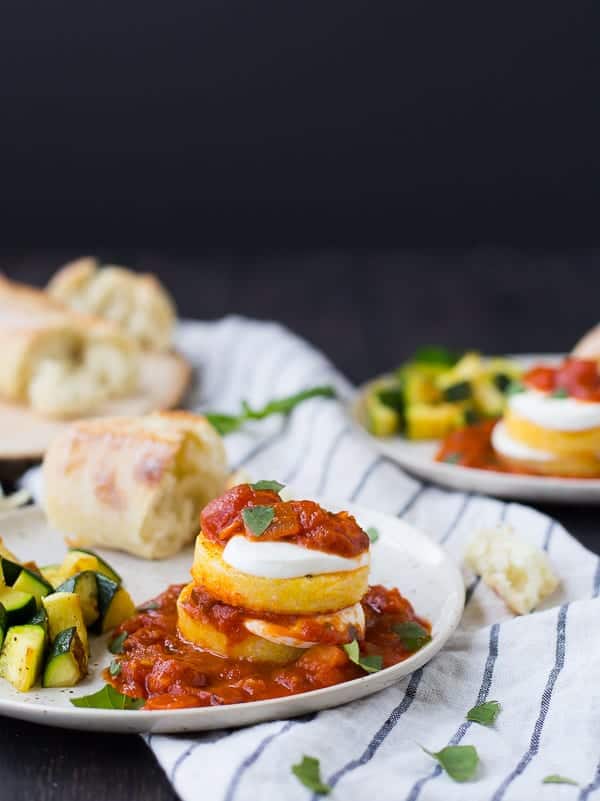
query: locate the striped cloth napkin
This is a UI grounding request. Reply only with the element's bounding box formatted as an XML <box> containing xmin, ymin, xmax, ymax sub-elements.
<box><xmin>152</xmin><ymin>317</ymin><xmax>599</xmax><ymax>801</ymax></box>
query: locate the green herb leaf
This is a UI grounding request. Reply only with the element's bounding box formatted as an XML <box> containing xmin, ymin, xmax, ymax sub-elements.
<box><xmin>444</xmin><ymin>453</ymin><xmax>461</xmax><ymax>464</ymax></box>
<box><xmin>71</xmin><ymin>684</ymin><xmax>144</xmax><ymax>710</ymax></box>
<box><xmin>291</xmin><ymin>756</ymin><xmax>331</xmax><ymax>794</ymax></box>
<box><xmin>251</xmin><ymin>480</ymin><xmax>285</xmax><ymax>493</ymax></box>
<box><xmin>422</xmin><ymin>745</ymin><xmax>479</xmax><ymax>782</ymax></box>
<box><xmin>108</xmin><ymin>631</ymin><xmax>128</xmax><ymax>654</ymax></box>
<box><xmin>392</xmin><ymin>621</ymin><xmax>432</xmax><ymax>652</ymax></box>
<box><xmin>542</xmin><ymin>775</ymin><xmax>579</xmax><ymax>786</ymax></box>
<box><xmin>551</xmin><ymin>387</ymin><xmax>569</xmax><ymax>399</ymax></box>
<box><xmin>466</xmin><ymin>700</ymin><xmax>501</xmax><ymax>726</ymax></box>
<box><xmin>343</xmin><ymin>639</ymin><xmax>383</xmax><ymax>673</ymax></box>
<box><xmin>204</xmin><ymin>413</ymin><xmax>243</xmax><ymax>436</ymax></box>
<box><xmin>109</xmin><ymin>659</ymin><xmax>122</xmax><ymax>677</ymax></box>
<box><xmin>366</xmin><ymin>526</ymin><xmax>379</xmax><ymax>544</ymax></box>
<box><xmin>507</xmin><ymin>380</ymin><xmax>525</xmax><ymax>396</ymax></box>
<box><xmin>242</xmin><ymin>505</ymin><xmax>275</xmax><ymax>536</ymax></box>
<box><xmin>206</xmin><ymin>386</ymin><xmax>336</xmax><ymax>436</ymax></box>
<box><xmin>413</xmin><ymin>346</ymin><xmax>459</xmax><ymax>366</ymax></box>
<box><xmin>137</xmin><ymin>601</ymin><xmax>160</xmax><ymax>612</ymax></box>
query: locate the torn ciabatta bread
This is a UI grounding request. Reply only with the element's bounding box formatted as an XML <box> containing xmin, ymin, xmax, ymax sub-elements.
<box><xmin>465</xmin><ymin>524</ymin><xmax>559</xmax><ymax>614</ymax></box>
<box><xmin>43</xmin><ymin>411</ymin><xmax>228</xmax><ymax>559</ymax></box>
<box><xmin>47</xmin><ymin>257</ymin><xmax>176</xmax><ymax>352</ymax></box>
<box><xmin>0</xmin><ymin>275</ymin><xmax>138</xmax><ymax>418</ymax></box>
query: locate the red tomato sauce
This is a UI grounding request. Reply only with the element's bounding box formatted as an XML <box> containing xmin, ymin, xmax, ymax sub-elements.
<box><xmin>524</xmin><ymin>358</ymin><xmax>600</xmax><ymax>401</ymax></box>
<box><xmin>200</xmin><ymin>485</ymin><xmax>369</xmax><ymax>558</ymax></box>
<box><xmin>435</xmin><ymin>419</ymin><xmax>504</xmax><ymax>471</ymax></box>
<box><xmin>107</xmin><ymin>584</ymin><xmax>430</xmax><ymax>710</ymax></box>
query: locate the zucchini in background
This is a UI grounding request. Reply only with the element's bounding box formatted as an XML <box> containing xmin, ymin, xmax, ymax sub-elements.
<box><xmin>40</xmin><ymin>564</ymin><xmax>64</xmax><ymax>589</ymax></box>
<box><xmin>55</xmin><ymin>571</ymin><xmax>99</xmax><ymax>627</ymax></box>
<box><xmin>94</xmin><ymin>574</ymin><xmax>136</xmax><ymax>634</ymax></box>
<box><xmin>43</xmin><ymin>626</ymin><xmax>87</xmax><ymax>688</ymax></box>
<box><xmin>0</xmin><ymin>623</ymin><xmax>47</xmax><ymax>691</ymax></box>
<box><xmin>12</xmin><ymin>567</ymin><xmax>53</xmax><ymax>608</ymax></box>
<box><xmin>405</xmin><ymin>403</ymin><xmax>465</xmax><ymax>440</ymax></box>
<box><xmin>0</xmin><ymin>603</ymin><xmax>6</xmax><ymax>650</ymax></box>
<box><xmin>43</xmin><ymin>592</ymin><xmax>89</xmax><ymax>657</ymax></box>
<box><xmin>0</xmin><ymin>588</ymin><xmax>37</xmax><ymax>626</ymax></box>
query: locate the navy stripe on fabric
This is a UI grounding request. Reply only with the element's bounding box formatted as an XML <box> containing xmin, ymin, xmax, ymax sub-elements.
<box><xmin>224</xmin><ymin>714</ymin><xmax>316</xmax><ymax>801</ymax></box>
<box><xmin>593</xmin><ymin>556</ymin><xmax>600</xmax><ymax>598</ymax></box>
<box><xmin>397</xmin><ymin>483</ymin><xmax>429</xmax><ymax>517</ymax></box>
<box><xmin>542</xmin><ymin>520</ymin><xmax>555</xmax><ymax>552</ymax></box>
<box><xmin>490</xmin><ymin>604</ymin><xmax>569</xmax><ymax>801</ymax></box>
<box><xmin>315</xmin><ymin>668</ymin><xmax>424</xmax><ymax>799</ymax></box>
<box><xmin>438</xmin><ymin>493</ymin><xmax>472</xmax><ymax>545</ymax></box>
<box><xmin>404</xmin><ymin>623</ymin><xmax>500</xmax><ymax>801</ymax></box>
<box><xmin>170</xmin><ymin>730</ymin><xmax>234</xmax><ymax>784</ymax></box>
<box><xmin>348</xmin><ymin>456</ymin><xmax>385</xmax><ymax>501</ymax></box>
<box><xmin>579</xmin><ymin>759</ymin><xmax>600</xmax><ymax>800</ymax></box>
<box><xmin>315</xmin><ymin>424</ymin><xmax>351</xmax><ymax>495</ymax></box>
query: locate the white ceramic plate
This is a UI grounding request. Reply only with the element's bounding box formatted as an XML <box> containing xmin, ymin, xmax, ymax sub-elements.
<box><xmin>0</xmin><ymin>503</ymin><xmax>463</xmax><ymax>733</ymax></box>
<box><xmin>351</xmin><ymin>354</ymin><xmax>600</xmax><ymax>504</ymax></box>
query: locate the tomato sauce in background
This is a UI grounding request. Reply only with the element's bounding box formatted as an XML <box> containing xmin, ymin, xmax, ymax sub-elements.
<box><xmin>107</xmin><ymin>584</ymin><xmax>430</xmax><ymax>710</ymax></box>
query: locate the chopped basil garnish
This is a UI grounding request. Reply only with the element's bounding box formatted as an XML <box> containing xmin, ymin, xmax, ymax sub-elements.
<box><xmin>366</xmin><ymin>526</ymin><xmax>379</xmax><ymax>544</ymax></box>
<box><xmin>551</xmin><ymin>387</ymin><xmax>569</xmax><ymax>399</ymax></box>
<box><xmin>242</xmin><ymin>505</ymin><xmax>275</xmax><ymax>536</ymax></box>
<box><xmin>542</xmin><ymin>775</ymin><xmax>579</xmax><ymax>786</ymax></box>
<box><xmin>71</xmin><ymin>684</ymin><xmax>144</xmax><ymax>710</ymax></box>
<box><xmin>206</xmin><ymin>385</ymin><xmax>336</xmax><ymax>435</ymax></box>
<box><xmin>413</xmin><ymin>346</ymin><xmax>459</xmax><ymax>366</ymax></box>
<box><xmin>251</xmin><ymin>480</ymin><xmax>285</xmax><ymax>493</ymax></box>
<box><xmin>109</xmin><ymin>659</ymin><xmax>121</xmax><ymax>677</ymax></box>
<box><xmin>137</xmin><ymin>601</ymin><xmax>160</xmax><ymax>612</ymax></box>
<box><xmin>108</xmin><ymin>631</ymin><xmax>128</xmax><ymax>654</ymax></box>
<box><xmin>466</xmin><ymin>700</ymin><xmax>501</xmax><ymax>726</ymax></box>
<box><xmin>507</xmin><ymin>380</ymin><xmax>525</xmax><ymax>395</ymax></box>
<box><xmin>421</xmin><ymin>744</ymin><xmax>479</xmax><ymax>782</ymax></box>
<box><xmin>291</xmin><ymin>755</ymin><xmax>331</xmax><ymax>794</ymax></box>
<box><xmin>392</xmin><ymin>621</ymin><xmax>431</xmax><ymax>652</ymax></box>
<box><xmin>343</xmin><ymin>639</ymin><xmax>383</xmax><ymax>673</ymax></box>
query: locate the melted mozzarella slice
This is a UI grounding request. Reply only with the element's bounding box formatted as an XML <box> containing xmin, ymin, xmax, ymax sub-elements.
<box><xmin>243</xmin><ymin>602</ymin><xmax>365</xmax><ymax>648</ymax></box>
<box><xmin>509</xmin><ymin>390</ymin><xmax>600</xmax><ymax>431</ymax></box>
<box><xmin>492</xmin><ymin>421</ymin><xmax>553</xmax><ymax>462</ymax></box>
<box><xmin>222</xmin><ymin>535</ymin><xmax>370</xmax><ymax>579</ymax></box>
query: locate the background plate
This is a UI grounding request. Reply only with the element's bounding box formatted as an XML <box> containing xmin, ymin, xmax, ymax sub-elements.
<box><xmin>351</xmin><ymin>353</ymin><xmax>600</xmax><ymax>504</ymax></box>
<box><xmin>0</xmin><ymin>502</ymin><xmax>464</xmax><ymax>733</ymax></box>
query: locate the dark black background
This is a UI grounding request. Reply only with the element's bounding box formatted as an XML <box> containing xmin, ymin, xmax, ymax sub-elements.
<box><xmin>1</xmin><ymin>1</ymin><xmax>599</xmax><ymax>247</ymax></box>
<box><xmin>1</xmin><ymin>5</ymin><xmax>600</xmax><ymax>800</ymax></box>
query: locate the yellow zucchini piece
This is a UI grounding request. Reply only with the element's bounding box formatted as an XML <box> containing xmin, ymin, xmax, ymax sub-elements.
<box><xmin>96</xmin><ymin>574</ymin><xmax>136</xmax><ymax>633</ymax></box>
<box><xmin>42</xmin><ymin>592</ymin><xmax>89</xmax><ymax>657</ymax></box>
<box><xmin>0</xmin><ymin>624</ymin><xmax>46</xmax><ymax>691</ymax></box>
<box><xmin>405</xmin><ymin>403</ymin><xmax>464</xmax><ymax>440</ymax></box>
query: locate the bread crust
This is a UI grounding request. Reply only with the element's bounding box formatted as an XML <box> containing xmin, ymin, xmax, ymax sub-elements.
<box><xmin>43</xmin><ymin>412</ymin><xmax>228</xmax><ymax>559</ymax></box>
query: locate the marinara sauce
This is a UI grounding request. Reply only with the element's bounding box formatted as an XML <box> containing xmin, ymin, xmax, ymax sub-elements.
<box><xmin>524</xmin><ymin>358</ymin><xmax>600</xmax><ymax>401</ymax></box>
<box><xmin>107</xmin><ymin>584</ymin><xmax>431</xmax><ymax>710</ymax></box>
<box><xmin>200</xmin><ymin>484</ymin><xmax>370</xmax><ymax>557</ymax></box>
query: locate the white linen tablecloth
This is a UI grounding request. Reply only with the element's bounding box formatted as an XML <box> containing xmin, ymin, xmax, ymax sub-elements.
<box><xmin>146</xmin><ymin>317</ymin><xmax>600</xmax><ymax>801</ymax></box>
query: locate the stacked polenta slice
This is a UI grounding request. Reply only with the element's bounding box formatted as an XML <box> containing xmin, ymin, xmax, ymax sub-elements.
<box><xmin>0</xmin><ymin>541</ymin><xmax>134</xmax><ymax>692</ymax></box>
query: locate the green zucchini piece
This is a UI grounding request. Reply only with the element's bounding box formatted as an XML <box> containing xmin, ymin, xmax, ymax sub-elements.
<box><xmin>29</xmin><ymin>607</ymin><xmax>49</xmax><ymax>637</ymax></box>
<box><xmin>12</xmin><ymin>567</ymin><xmax>53</xmax><ymax>608</ymax></box>
<box><xmin>442</xmin><ymin>380</ymin><xmax>472</xmax><ymax>402</ymax></box>
<box><xmin>0</xmin><ymin>623</ymin><xmax>47</xmax><ymax>691</ymax></box>
<box><xmin>55</xmin><ymin>571</ymin><xmax>99</xmax><ymax>626</ymax></box>
<box><xmin>66</xmin><ymin>549</ymin><xmax>121</xmax><ymax>584</ymax></box>
<box><xmin>94</xmin><ymin>574</ymin><xmax>136</xmax><ymax>634</ymax></box>
<box><xmin>0</xmin><ymin>603</ymin><xmax>7</xmax><ymax>650</ymax></box>
<box><xmin>0</xmin><ymin>588</ymin><xmax>37</xmax><ymax>626</ymax></box>
<box><xmin>0</xmin><ymin>557</ymin><xmax>22</xmax><ymax>586</ymax></box>
<box><xmin>42</xmin><ymin>626</ymin><xmax>87</xmax><ymax>688</ymax></box>
<box><xmin>42</xmin><ymin>592</ymin><xmax>89</xmax><ymax>656</ymax></box>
